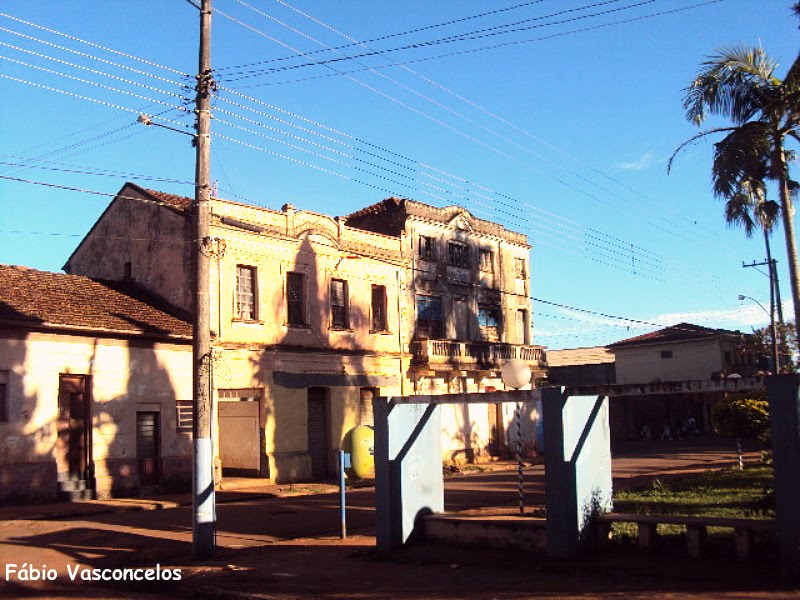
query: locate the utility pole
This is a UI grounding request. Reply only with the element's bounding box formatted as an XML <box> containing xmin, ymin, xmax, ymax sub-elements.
<box><xmin>743</xmin><ymin>259</ymin><xmax>779</xmax><ymax>372</ymax></box>
<box><xmin>193</xmin><ymin>0</ymin><xmax>215</xmax><ymax>559</ymax></box>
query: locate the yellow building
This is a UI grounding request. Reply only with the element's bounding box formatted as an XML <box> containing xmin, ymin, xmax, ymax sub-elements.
<box><xmin>65</xmin><ymin>183</ymin><xmax>546</xmax><ymax>484</ymax></box>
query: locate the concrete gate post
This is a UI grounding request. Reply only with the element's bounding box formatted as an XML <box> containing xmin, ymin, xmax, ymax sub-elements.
<box><xmin>374</xmin><ymin>397</ymin><xmax>443</xmax><ymax>551</ymax></box>
<box><xmin>766</xmin><ymin>375</ymin><xmax>800</xmax><ymax>581</ymax></box>
<box><xmin>543</xmin><ymin>387</ymin><xmax>613</xmax><ymax>558</ymax></box>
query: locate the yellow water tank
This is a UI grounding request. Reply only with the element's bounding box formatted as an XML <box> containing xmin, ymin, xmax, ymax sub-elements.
<box><xmin>342</xmin><ymin>425</ymin><xmax>375</xmax><ymax>480</ymax></box>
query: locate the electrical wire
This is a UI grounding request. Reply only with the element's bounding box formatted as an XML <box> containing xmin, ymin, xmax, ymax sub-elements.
<box><xmin>0</xmin><ymin>13</ymin><xmax>190</xmax><ymax>76</ymax></box>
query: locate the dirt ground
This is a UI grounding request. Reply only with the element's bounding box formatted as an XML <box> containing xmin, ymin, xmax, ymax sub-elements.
<box><xmin>1</xmin><ymin>438</ymin><xmax>797</xmax><ymax>599</ymax></box>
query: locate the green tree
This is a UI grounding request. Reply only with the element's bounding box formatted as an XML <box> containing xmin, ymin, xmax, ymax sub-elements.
<box><xmin>670</xmin><ymin>46</ymin><xmax>800</xmax><ymax>342</ymax></box>
<box><xmin>744</xmin><ymin>320</ymin><xmax>799</xmax><ymax>373</ymax></box>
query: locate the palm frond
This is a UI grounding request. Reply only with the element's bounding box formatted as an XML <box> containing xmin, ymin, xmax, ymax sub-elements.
<box><xmin>759</xmin><ymin>200</ymin><xmax>780</xmax><ymax>232</ymax></box>
<box><xmin>684</xmin><ymin>46</ymin><xmax>777</xmax><ymax>125</ymax></box>
<box><xmin>783</xmin><ymin>52</ymin><xmax>800</xmax><ymax>90</ymax></box>
<box><xmin>711</xmin><ymin>122</ymin><xmax>771</xmax><ymax>198</ymax></box>
<box><xmin>666</xmin><ymin>127</ymin><xmax>735</xmax><ymax>174</ymax></box>
<box><xmin>724</xmin><ymin>190</ymin><xmax>758</xmax><ymax>237</ymax></box>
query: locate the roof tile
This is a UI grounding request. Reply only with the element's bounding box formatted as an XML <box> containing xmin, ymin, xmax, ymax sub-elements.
<box><xmin>0</xmin><ymin>265</ymin><xmax>191</xmax><ymax>338</ymax></box>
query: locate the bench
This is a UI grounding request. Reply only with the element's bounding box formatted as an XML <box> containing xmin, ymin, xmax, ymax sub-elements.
<box><xmin>595</xmin><ymin>513</ymin><xmax>776</xmax><ymax>560</ymax></box>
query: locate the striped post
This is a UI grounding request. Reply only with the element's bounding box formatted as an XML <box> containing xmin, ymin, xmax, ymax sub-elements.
<box><xmin>516</xmin><ymin>401</ymin><xmax>524</xmax><ymax>515</ymax></box>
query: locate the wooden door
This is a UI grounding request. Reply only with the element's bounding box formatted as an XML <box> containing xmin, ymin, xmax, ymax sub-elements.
<box><xmin>453</xmin><ymin>298</ymin><xmax>469</xmax><ymax>341</ymax></box>
<box><xmin>307</xmin><ymin>387</ymin><xmax>330</xmax><ymax>480</ymax></box>
<box><xmin>58</xmin><ymin>375</ymin><xmax>90</xmax><ymax>479</ymax></box>
<box><xmin>136</xmin><ymin>412</ymin><xmax>160</xmax><ymax>486</ymax></box>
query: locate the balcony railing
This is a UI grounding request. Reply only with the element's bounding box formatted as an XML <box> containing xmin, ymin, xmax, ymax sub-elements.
<box><xmin>411</xmin><ymin>339</ymin><xmax>547</xmax><ymax>370</ymax></box>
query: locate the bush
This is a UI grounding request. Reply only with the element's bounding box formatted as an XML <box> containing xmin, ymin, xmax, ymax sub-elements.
<box><xmin>712</xmin><ymin>396</ymin><xmax>770</xmax><ymax>443</ymax></box>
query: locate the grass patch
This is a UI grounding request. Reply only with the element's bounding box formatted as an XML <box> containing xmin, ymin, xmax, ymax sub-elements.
<box><xmin>611</xmin><ymin>465</ymin><xmax>776</xmax><ymax>550</ymax></box>
<box><xmin>614</xmin><ymin>465</ymin><xmax>775</xmax><ymax>519</ymax></box>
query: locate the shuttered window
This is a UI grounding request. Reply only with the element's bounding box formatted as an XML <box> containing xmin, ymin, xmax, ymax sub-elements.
<box><xmin>447</xmin><ymin>242</ymin><xmax>469</xmax><ymax>267</ymax></box>
<box><xmin>287</xmin><ymin>272</ymin><xmax>306</xmax><ymax>326</ymax></box>
<box><xmin>416</xmin><ymin>295</ymin><xmax>443</xmax><ymax>339</ymax></box>
<box><xmin>419</xmin><ymin>235</ymin><xmax>436</xmax><ymax>260</ymax></box>
<box><xmin>371</xmin><ymin>285</ymin><xmax>387</xmax><ymax>332</ymax></box>
<box><xmin>0</xmin><ymin>370</ymin><xmax>7</xmax><ymax>422</ymax></box>
<box><xmin>176</xmin><ymin>400</ymin><xmax>193</xmax><ymax>434</ymax></box>
<box><xmin>236</xmin><ymin>265</ymin><xmax>257</xmax><ymax>320</ymax></box>
<box><xmin>330</xmin><ymin>279</ymin><xmax>349</xmax><ymax>329</ymax></box>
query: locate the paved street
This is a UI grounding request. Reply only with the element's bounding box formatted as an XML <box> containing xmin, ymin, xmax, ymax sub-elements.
<box><xmin>0</xmin><ymin>439</ymin><xmax>783</xmax><ymax>599</ymax></box>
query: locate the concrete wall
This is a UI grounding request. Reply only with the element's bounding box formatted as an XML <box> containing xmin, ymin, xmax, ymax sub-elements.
<box><xmin>614</xmin><ymin>339</ymin><xmax>728</xmax><ymax>384</ymax></box>
<box><xmin>64</xmin><ymin>184</ymin><xmax>193</xmax><ymax>311</ymax></box>
<box><xmin>0</xmin><ymin>330</ymin><xmax>192</xmax><ymax>501</ymax></box>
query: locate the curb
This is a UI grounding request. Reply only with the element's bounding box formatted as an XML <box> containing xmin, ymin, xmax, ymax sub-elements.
<box><xmin>0</xmin><ymin>492</ymin><xmax>281</xmax><ymax>522</ymax></box>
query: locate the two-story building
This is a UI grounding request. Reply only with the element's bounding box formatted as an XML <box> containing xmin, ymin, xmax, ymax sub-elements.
<box><xmin>64</xmin><ymin>183</ymin><xmax>546</xmax><ymax>482</ymax></box>
<box><xmin>346</xmin><ymin>198</ymin><xmax>547</xmax><ymax>461</ymax></box>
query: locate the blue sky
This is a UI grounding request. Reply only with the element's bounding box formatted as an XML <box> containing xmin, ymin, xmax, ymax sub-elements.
<box><xmin>0</xmin><ymin>0</ymin><xmax>797</xmax><ymax>349</ymax></box>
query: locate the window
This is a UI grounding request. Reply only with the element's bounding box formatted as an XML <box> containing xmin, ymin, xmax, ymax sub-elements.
<box><xmin>478</xmin><ymin>305</ymin><xmax>501</xmax><ymax>328</ymax></box>
<box><xmin>330</xmin><ymin>279</ymin><xmax>349</xmax><ymax>329</ymax></box>
<box><xmin>419</xmin><ymin>235</ymin><xmax>436</xmax><ymax>260</ymax></box>
<box><xmin>516</xmin><ymin>309</ymin><xmax>529</xmax><ymax>344</ymax></box>
<box><xmin>235</xmin><ymin>265</ymin><xmax>257</xmax><ymax>320</ymax></box>
<box><xmin>479</xmin><ymin>249</ymin><xmax>494</xmax><ymax>272</ymax></box>
<box><xmin>0</xmin><ymin>370</ymin><xmax>7</xmax><ymax>422</ymax></box>
<box><xmin>176</xmin><ymin>400</ymin><xmax>193</xmax><ymax>434</ymax></box>
<box><xmin>371</xmin><ymin>284</ymin><xmax>388</xmax><ymax>332</ymax></box>
<box><xmin>514</xmin><ymin>257</ymin><xmax>527</xmax><ymax>279</ymax></box>
<box><xmin>287</xmin><ymin>272</ymin><xmax>306</xmax><ymax>326</ymax></box>
<box><xmin>416</xmin><ymin>295</ymin><xmax>443</xmax><ymax>339</ymax></box>
<box><xmin>660</xmin><ymin>350</ymin><xmax>673</xmax><ymax>359</ymax></box>
<box><xmin>448</xmin><ymin>242</ymin><xmax>470</xmax><ymax>267</ymax></box>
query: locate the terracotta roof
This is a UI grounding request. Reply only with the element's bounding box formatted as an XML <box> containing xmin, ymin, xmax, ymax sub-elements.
<box><xmin>0</xmin><ymin>265</ymin><xmax>192</xmax><ymax>339</ymax></box>
<box><xmin>345</xmin><ymin>197</ymin><xmax>529</xmax><ymax>245</ymax></box>
<box><xmin>139</xmin><ymin>186</ymin><xmax>194</xmax><ymax>211</ymax></box>
<box><xmin>608</xmin><ymin>322</ymin><xmax>745</xmax><ymax>349</ymax></box>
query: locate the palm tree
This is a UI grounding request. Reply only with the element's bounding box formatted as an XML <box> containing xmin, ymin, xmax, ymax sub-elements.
<box><xmin>727</xmin><ymin>177</ymin><xmax>784</xmax><ymax>369</ymax></box>
<box><xmin>669</xmin><ymin>46</ymin><xmax>800</xmax><ymax>342</ymax></box>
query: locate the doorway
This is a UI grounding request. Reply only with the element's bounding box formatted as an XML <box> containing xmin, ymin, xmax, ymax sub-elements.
<box><xmin>359</xmin><ymin>387</ymin><xmax>378</xmax><ymax>427</ymax></box>
<box><xmin>58</xmin><ymin>375</ymin><xmax>90</xmax><ymax>480</ymax></box>
<box><xmin>136</xmin><ymin>412</ymin><xmax>160</xmax><ymax>486</ymax></box>
<box><xmin>307</xmin><ymin>387</ymin><xmax>330</xmax><ymax>479</ymax></box>
<box><xmin>453</xmin><ymin>297</ymin><xmax>469</xmax><ymax>341</ymax></box>
<box><xmin>218</xmin><ymin>390</ymin><xmax>262</xmax><ymax>477</ymax></box>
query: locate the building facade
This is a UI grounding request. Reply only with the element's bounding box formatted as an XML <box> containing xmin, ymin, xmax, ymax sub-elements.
<box><xmin>346</xmin><ymin>198</ymin><xmax>547</xmax><ymax>461</ymax></box>
<box><xmin>65</xmin><ymin>183</ymin><xmax>546</xmax><ymax>482</ymax></box>
<box><xmin>606</xmin><ymin>323</ymin><xmax>759</xmax><ymax>440</ymax></box>
<box><xmin>0</xmin><ymin>265</ymin><xmax>193</xmax><ymax>502</ymax></box>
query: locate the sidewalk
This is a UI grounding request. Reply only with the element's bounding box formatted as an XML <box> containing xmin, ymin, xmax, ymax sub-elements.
<box><xmin>0</xmin><ymin>459</ymin><xmax>534</xmax><ymax>522</ymax></box>
<box><xmin>0</xmin><ymin>479</ymin><xmax>338</xmax><ymax>521</ymax></box>
<box><xmin>0</xmin><ymin>440</ymin><xmax>755</xmax><ymax>523</ymax></box>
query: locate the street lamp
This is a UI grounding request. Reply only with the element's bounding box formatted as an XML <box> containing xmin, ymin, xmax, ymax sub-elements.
<box><xmin>501</xmin><ymin>359</ymin><xmax>531</xmax><ymax>516</ymax></box>
<box><xmin>738</xmin><ymin>294</ymin><xmax>778</xmax><ymax>373</ymax></box>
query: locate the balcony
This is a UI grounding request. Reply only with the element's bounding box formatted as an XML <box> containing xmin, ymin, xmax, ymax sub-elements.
<box><xmin>410</xmin><ymin>339</ymin><xmax>547</xmax><ymax>371</ymax></box>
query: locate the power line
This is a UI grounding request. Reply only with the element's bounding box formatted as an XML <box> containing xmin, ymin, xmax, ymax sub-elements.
<box><xmin>0</xmin><ymin>13</ymin><xmax>190</xmax><ymax>76</ymax></box>
<box><xmin>217</xmin><ymin>0</ymin><xmax>548</xmax><ymax>71</ymax></box>
<box><xmin>220</xmin><ymin>0</ymin><xmax>656</xmax><ymax>79</ymax></box>
<box><xmin>217</xmin><ymin>1</ymin><xmax>716</xmax><ymax>248</ymax></box>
